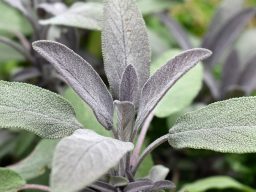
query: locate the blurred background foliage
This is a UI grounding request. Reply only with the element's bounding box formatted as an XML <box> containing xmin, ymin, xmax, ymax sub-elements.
<box><xmin>1</xmin><ymin>0</ymin><xmax>256</xmax><ymax>191</ymax></box>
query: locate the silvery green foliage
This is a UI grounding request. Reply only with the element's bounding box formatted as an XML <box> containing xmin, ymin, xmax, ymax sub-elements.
<box><xmin>102</xmin><ymin>0</ymin><xmax>151</xmax><ymax>98</ymax></box>
<box><xmin>40</xmin><ymin>2</ymin><xmax>103</xmax><ymax>30</ymax></box>
<box><xmin>0</xmin><ymin>168</ymin><xmax>26</xmax><ymax>192</ymax></box>
<box><xmin>32</xmin><ymin>41</ymin><xmax>114</xmax><ymax>130</ymax></box>
<box><xmin>0</xmin><ymin>81</ymin><xmax>81</xmax><ymax>139</ymax></box>
<box><xmin>51</xmin><ymin>129</ymin><xmax>134</xmax><ymax>192</ymax></box>
<box><xmin>147</xmin><ymin>165</ymin><xmax>169</xmax><ymax>182</ymax></box>
<box><xmin>39</xmin><ymin>0</ymin><xmax>174</xmax><ymax>30</ymax></box>
<box><xmin>179</xmin><ymin>176</ymin><xmax>255</xmax><ymax>192</ymax></box>
<box><xmin>169</xmin><ymin>97</ymin><xmax>256</xmax><ymax>153</ymax></box>
<box><xmin>31</xmin><ymin>0</ymin><xmax>211</xmax><ymax>190</ymax></box>
<box><xmin>9</xmin><ymin>139</ymin><xmax>58</xmax><ymax>180</ymax></box>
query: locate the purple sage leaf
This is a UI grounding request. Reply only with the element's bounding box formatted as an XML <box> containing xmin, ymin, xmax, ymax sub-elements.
<box><xmin>136</xmin><ymin>48</ymin><xmax>212</xmax><ymax>129</ymax></box>
<box><xmin>102</xmin><ymin>0</ymin><xmax>151</xmax><ymax>98</ymax></box>
<box><xmin>119</xmin><ymin>64</ymin><xmax>139</xmax><ymax>106</ymax></box>
<box><xmin>32</xmin><ymin>40</ymin><xmax>114</xmax><ymax>130</ymax></box>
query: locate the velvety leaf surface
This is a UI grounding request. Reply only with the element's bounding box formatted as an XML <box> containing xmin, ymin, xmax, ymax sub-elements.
<box><xmin>33</xmin><ymin>40</ymin><xmax>114</xmax><ymax>130</ymax></box>
<box><xmin>136</xmin><ymin>48</ymin><xmax>211</xmax><ymax>129</ymax></box>
<box><xmin>0</xmin><ymin>168</ymin><xmax>25</xmax><ymax>192</ymax></box>
<box><xmin>114</xmin><ymin>101</ymin><xmax>135</xmax><ymax>141</ymax></box>
<box><xmin>147</xmin><ymin>165</ymin><xmax>169</xmax><ymax>182</ymax></box>
<box><xmin>119</xmin><ymin>65</ymin><xmax>139</xmax><ymax>105</ymax></box>
<box><xmin>51</xmin><ymin>129</ymin><xmax>134</xmax><ymax>192</ymax></box>
<box><xmin>102</xmin><ymin>0</ymin><xmax>150</xmax><ymax>98</ymax></box>
<box><xmin>40</xmin><ymin>2</ymin><xmax>102</xmax><ymax>30</ymax></box>
<box><xmin>9</xmin><ymin>139</ymin><xmax>59</xmax><ymax>180</ymax></box>
<box><xmin>169</xmin><ymin>97</ymin><xmax>256</xmax><ymax>153</ymax></box>
<box><xmin>0</xmin><ymin>81</ymin><xmax>81</xmax><ymax>139</ymax></box>
<box><xmin>39</xmin><ymin>0</ymin><xmax>174</xmax><ymax>30</ymax></box>
<box><xmin>150</xmin><ymin>50</ymin><xmax>203</xmax><ymax>117</ymax></box>
<box><xmin>179</xmin><ymin>176</ymin><xmax>255</xmax><ymax>192</ymax></box>
<box><xmin>63</xmin><ymin>88</ymin><xmax>111</xmax><ymax>137</ymax></box>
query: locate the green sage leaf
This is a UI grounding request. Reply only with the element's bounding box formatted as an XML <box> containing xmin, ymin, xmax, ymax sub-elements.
<box><xmin>179</xmin><ymin>176</ymin><xmax>256</xmax><ymax>192</ymax></box>
<box><xmin>0</xmin><ymin>81</ymin><xmax>81</xmax><ymax>139</ymax></box>
<box><xmin>0</xmin><ymin>168</ymin><xmax>25</xmax><ymax>192</ymax></box>
<box><xmin>169</xmin><ymin>97</ymin><xmax>256</xmax><ymax>153</ymax></box>
<box><xmin>9</xmin><ymin>139</ymin><xmax>59</xmax><ymax>180</ymax></box>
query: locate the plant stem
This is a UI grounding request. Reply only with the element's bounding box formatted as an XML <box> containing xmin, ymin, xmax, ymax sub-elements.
<box><xmin>132</xmin><ymin>134</ymin><xmax>169</xmax><ymax>175</ymax></box>
<box><xmin>130</xmin><ymin>112</ymin><xmax>154</xmax><ymax>167</ymax></box>
<box><xmin>19</xmin><ymin>184</ymin><xmax>50</xmax><ymax>191</ymax></box>
<box><xmin>0</xmin><ymin>36</ymin><xmax>34</xmax><ymax>63</ymax></box>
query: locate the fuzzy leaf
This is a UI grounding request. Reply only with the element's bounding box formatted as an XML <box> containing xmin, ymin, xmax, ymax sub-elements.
<box><xmin>51</xmin><ymin>129</ymin><xmax>134</xmax><ymax>192</ymax></box>
<box><xmin>119</xmin><ymin>65</ymin><xmax>139</xmax><ymax>105</ymax></box>
<box><xmin>102</xmin><ymin>0</ymin><xmax>151</xmax><ymax>98</ymax></box>
<box><xmin>9</xmin><ymin>139</ymin><xmax>58</xmax><ymax>180</ymax></box>
<box><xmin>32</xmin><ymin>40</ymin><xmax>114</xmax><ymax>130</ymax></box>
<box><xmin>39</xmin><ymin>0</ymin><xmax>174</xmax><ymax>30</ymax></box>
<box><xmin>150</xmin><ymin>50</ymin><xmax>203</xmax><ymax>117</ymax></box>
<box><xmin>114</xmin><ymin>101</ymin><xmax>135</xmax><ymax>141</ymax></box>
<box><xmin>0</xmin><ymin>81</ymin><xmax>81</xmax><ymax>139</ymax></box>
<box><xmin>153</xmin><ymin>180</ymin><xmax>176</xmax><ymax>191</ymax></box>
<box><xmin>147</xmin><ymin>165</ymin><xmax>169</xmax><ymax>182</ymax></box>
<box><xmin>0</xmin><ymin>168</ymin><xmax>25</xmax><ymax>192</ymax></box>
<box><xmin>169</xmin><ymin>97</ymin><xmax>256</xmax><ymax>153</ymax></box>
<box><xmin>40</xmin><ymin>2</ymin><xmax>102</xmax><ymax>30</ymax></box>
<box><xmin>124</xmin><ymin>179</ymin><xmax>154</xmax><ymax>192</ymax></box>
<box><xmin>136</xmin><ymin>48</ymin><xmax>211</xmax><ymax>129</ymax></box>
<box><xmin>179</xmin><ymin>176</ymin><xmax>255</xmax><ymax>192</ymax></box>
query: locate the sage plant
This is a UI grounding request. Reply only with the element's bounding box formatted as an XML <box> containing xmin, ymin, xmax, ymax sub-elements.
<box><xmin>1</xmin><ymin>0</ymin><xmax>256</xmax><ymax>192</ymax></box>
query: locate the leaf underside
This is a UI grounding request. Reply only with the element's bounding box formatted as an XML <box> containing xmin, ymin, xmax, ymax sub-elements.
<box><xmin>51</xmin><ymin>129</ymin><xmax>134</xmax><ymax>192</ymax></box>
<box><xmin>136</xmin><ymin>48</ymin><xmax>211</xmax><ymax>129</ymax></box>
<box><xmin>32</xmin><ymin>40</ymin><xmax>114</xmax><ymax>130</ymax></box>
